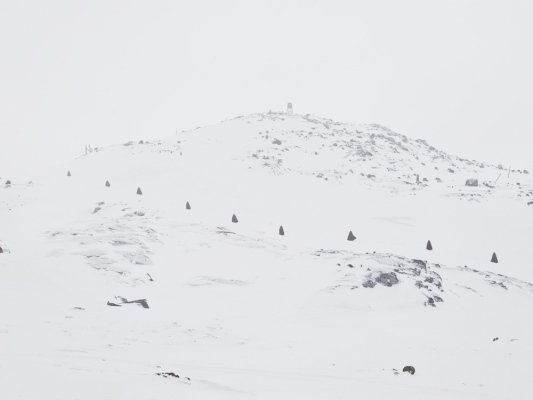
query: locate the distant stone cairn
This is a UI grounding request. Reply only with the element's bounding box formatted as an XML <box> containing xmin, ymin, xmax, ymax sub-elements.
<box><xmin>286</xmin><ymin>102</ymin><xmax>293</xmax><ymax>115</ymax></box>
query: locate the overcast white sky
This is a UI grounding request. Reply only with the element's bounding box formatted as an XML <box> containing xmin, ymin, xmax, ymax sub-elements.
<box><xmin>1</xmin><ymin>0</ymin><xmax>532</xmax><ymax>175</ymax></box>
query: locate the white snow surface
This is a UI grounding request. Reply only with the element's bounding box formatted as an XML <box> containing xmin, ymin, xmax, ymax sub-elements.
<box><xmin>1</xmin><ymin>112</ymin><xmax>532</xmax><ymax>399</ymax></box>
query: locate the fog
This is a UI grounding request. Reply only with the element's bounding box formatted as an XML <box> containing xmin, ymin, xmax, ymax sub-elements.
<box><xmin>1</xmin><ymin>0</ymin><xmax>532</xmax><ymax>174</ymax></box>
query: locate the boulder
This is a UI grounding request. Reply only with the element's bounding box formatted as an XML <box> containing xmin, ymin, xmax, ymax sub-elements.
<box><xmin>347</xmin><ymin>231</ymin><xmax>356</xmax><ymax>241</ymax></box>
<box><xmin>402</xmin><ymin>366</ymin><xmax>415</xmax><ymax>375</ymax></box>
<box><xmin>426</xmin><ymin>240</ymin><xmax>433</xmax><ymax>251</ymax></box>
<box><xmin>137</xmin><ymin>187</ymin><xmax>143</xmax><ymax>195</ymax></box>
<box><xmin>279</xmin><ymin>225</ymin><xmax>285</xmax><ymax>236</ymax></box>
<box><xmin>465</xmin><ymin>178</ymin><xmax>478</xmax><ymax>187</ymax></box>
<box><xmin>491</xmin><ymin>252</ymin><xmax>498</xmax><ymax>263</ymax></box>
<box><xmin>232</xmin><ymin>214</ymin><xmax>238</xmax><ymax>223</ymax></box>
<box><xmin>186</xmin><ymin>201</ymin><xmax>191</xmax><ymax>210</ymax></box>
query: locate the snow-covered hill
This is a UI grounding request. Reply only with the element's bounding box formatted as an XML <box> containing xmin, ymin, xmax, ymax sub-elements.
<box><xmin>1</xmin><ymin>111</ymin><xmax>532</xmax><ymax>399</ymax></box>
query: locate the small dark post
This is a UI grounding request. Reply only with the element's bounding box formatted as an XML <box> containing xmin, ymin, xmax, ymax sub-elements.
<box><xmin>137</xmin><ymin>187</ymin><xmax>143</xmax><ymax>195</ymax></box>
<box><xmin>426</xmin><ymin>240</ymin><xmax>433</xmax><ymax>251</ymax></box>
<box><xmin>67</xmin><ymin>171</ymin><xmax>71</xmax><ymax>177</ymax></box>
<box><xmin>491</xmin><ymin>252</ymin><xmax>498</xmax><ymax>263</ymax></box>
<box><xmin>279</xmin><ymin>225</ymin><xmax>285</xmax><ymax>236</ymax></box>
<box><xmin>186</xmin><ymin>201</ymin><xmax>191</xmax><ymax>210</ymax></box>
<box><xmin>347</xmin><ymin>231</ymin><xmax>356</xmax><ymax>241</ymax></box>
<box><xmin>105</xmin><ymin>180</ymin><xmax>110</xmax><ymax>187</ymax></box>
<box><xmin>232</xmin><ymin>214</ymin><xmax>238</xmax><ymax>223</ymax></box>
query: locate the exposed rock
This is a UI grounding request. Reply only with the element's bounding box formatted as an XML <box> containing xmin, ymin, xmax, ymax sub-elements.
<box><xmin>412</xmin><ymin>259</ymin><xmax>427</xmax><ymax>269</ymax></box>
<box><xmin>67</xmin><ymin>171</ymin><xmax>71</xmax><ymax>177</ymax></box>
<box><xmin>232</xmin><ymin>214</ymin><xmax>239</xmax><ymax>223</ymax></box>
<box><xmin>347</xmin><ymin>231</ymin><xmax>356</xmax><ymax>241</ymax></box>
<box><xmin>402</xmin><ymin>366</ymin><xmax>415</xmax><ymax>375</ymax></box>
<box><xmin>465</xmin><ymin>178</ymin><xmax>478</xmax><ymax>187</ymax></box>
<box><xmin>186</xmin><ymin>201</ymin><xmax>191</xmax><ymax>210</ymax></box>
<box><xmin>375</xmin><ymin>272</ymin><xmax>399</xmax><ymax>287</ymax></box>
<box><xmin>491</xmin><ymin>252</ymin><xmax>499</xmax><ymax>263</ymax></box>
<box><xmin>108</xmin><ymin>296</ymin><xmax>149</xmax><ymax>309</ymax></box>
<box><xmin>156</xmin><ymin>372</ymin><xmax>190</xmax><ymax>381</ymax></box>
<box><xmin>362</xmin><ymin>280</ymin><xmax>376</xmax><ymax>288</ymax></box>
<box><xmin>105</xmin><ymin>180</ymin><xmax>111</xmax><ymax>187</ymax></box>
<box><xmin>426</xmin><ymin>240</ymin><xmax>433</xmax><ymax>251</ymax></box>
<box><xmin>137</xmin><ymin>187</ymin><xmax>143</xmax><ymax>195</ymax></box>
<box><xmin>279</xmin><ymin>225</ymin><xmax>285</xmax><ymax>236</ymax></box>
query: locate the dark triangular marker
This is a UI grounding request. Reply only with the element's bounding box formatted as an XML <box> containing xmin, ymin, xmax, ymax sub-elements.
<box><xmin>0</xmin><ymin>246</ymin><xmax>3</xmax><ymax>254</ymax></box>
<box><xmin>105</xmin><ymin>180</ymin><xmax>110</xmax><ymax>187</ymax></box>
<box><xmin>347</xmin><ymin>231</ymin><xmax>356</xmax><ymax>241</ymax></box>
<box><xmin>279</xmin><ymin>225</ymin><xmax>285</xmax><ymax>236</ymax></box>
<box><xmin>426</xmin><ymin>240</ymin><xmax>433</xmax><ymax>251</ymax></box>
<box><xmin>186</xmin><ymin>201</ymin><xmax>191</xmax><ymax>210</ymax></box>
<box><xmin>137</xmin><ymin>187</ymin><xmax>143</xmax><ymax>195</ymax></box>
<box><xmin>67</xmin><ymin>171</ymin><xmax>71</xmax><ymax>177</ymax></box>
<box><xmin>232</xmin><ymin>214</ymin><xmax>238</xmax><ymax>223</ymax></box>
<box><xmin>491</xmin><ymin>252</ymin><xmax>498</xmax><ymax>263</ymax></box>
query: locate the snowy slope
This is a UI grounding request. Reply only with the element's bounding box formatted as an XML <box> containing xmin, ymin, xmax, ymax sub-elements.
<box><xmin>1</xmin><ymin>111</ymin><xmax>532</xmax><ymax>399</ymax></box>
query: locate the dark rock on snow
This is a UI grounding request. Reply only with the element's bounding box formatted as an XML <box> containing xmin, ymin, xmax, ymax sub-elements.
<box><xmin>107</xmin><ymin>297</ymin><xmax>149</xmax><ymax>309</ymax></box>
<box><xmin>375</xmin><ymin>272</ymin><xmax>399</xmax><ymax>287</ymax></box>
<box><xmin>362</xmin><ymin>280</ymin><xmax>376</xmax><ymax>288</ymax></box>
<box><xmin>465</xmin><ymin>178</ymin><xmax>478</xmax><ymax>187</ymax></box>
<box><xmin>491</xmin><ymin>252</ymin><xmax>499</xmax><ymax>263</ymax></box>
<box><xmin>156</xmin><ymin>372</ymin><xmax>190</xmax><ymax>381</ymax></box>
<box><xmin>426</xmin><ymin>240</ymin><xmax>433</xmax><ymax>251</ymax></box>
<box><xmin>347</xmin><ymin>231</ymin><xmax>356</xmax><ymax>241</ymax></box>
<box><xmin>232</xmin><ymin>214</ymin><xmax>239</xmax><ymax>223</ymax></box>
<box><xmin>403</xmin><ymin>366</ymin><xmax>415</xmax><ymax>375</ymax></box>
